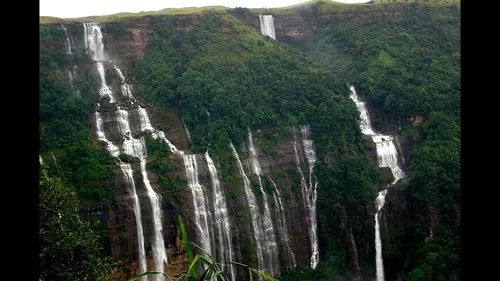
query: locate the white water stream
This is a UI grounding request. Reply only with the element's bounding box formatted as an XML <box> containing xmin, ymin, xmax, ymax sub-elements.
<box><xmin>349</xmin><ymin>86</ymin><xmax>406</xmax><ymax>281</ymax></box>
<box><xmin>259</xmin><ymin>15</ymin><xmax>276</xmax><ymax>40</ymax></box>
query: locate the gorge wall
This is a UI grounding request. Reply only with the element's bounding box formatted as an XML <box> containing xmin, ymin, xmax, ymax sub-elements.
<box><xmin>40</xmin><ymin>19</ymin><xmax>327</xmax><ymax>280</ymax></box>
<box><xmin>40</xmin><ymin>2</ymin><xmax>460</xmax><ymax>281</ymax></box>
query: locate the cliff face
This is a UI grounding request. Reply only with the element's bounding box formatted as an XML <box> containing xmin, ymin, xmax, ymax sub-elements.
<box><xmin>248</xmin><ymin>128</ymin><xmax>312</xmax><ymax>267</ymax></box>
<box><xmin>40</xmin><ymin>3</ymin><xmax>438</xmax><ymax>279</ymax></box>
<box><xmin>41</xmin><ymin>18</ymin><xmax>322</xmax><ymax>280</ymax></box>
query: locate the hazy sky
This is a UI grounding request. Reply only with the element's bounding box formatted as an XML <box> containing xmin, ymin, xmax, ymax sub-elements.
<box><xmin>40</xmin><ymin>0</ymin><xmax>371</xmax><ymax>18</ymax></box>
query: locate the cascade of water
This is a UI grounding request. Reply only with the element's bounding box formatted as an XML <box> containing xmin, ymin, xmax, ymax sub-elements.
<box><xmin>349</xmin><ymin>85</ymin><xmax>406</xmax><ymax>281</ymax></box>
<box><xmin>96</xmin><ymin>62</ymin><xmax>114</xmax><ymax>102</ymax></box>
<box><xmin>138</xmin><ymin>107</ymin><xmax>154</xmax><ymax>132</ymax></box>
<box><xmin>120</xmin><ymin>164</ymin><xmax>147</xmax><ymax>280</ymax></box>
<box><xmin>140</xmin><ymin>160</ymin><xmax>167</xmax><ymax>280</ymax></box>
<box><xmin>116</xmin><ymin>108</ymin><xmax>132</xmax><ymax>134</ymax></box>
<box><xmin>123</xmin><ymin>138</ymin><xmax>147</xmax><ymax>159</ymax></box>
<box><xmin>259</xmin><ymin>15</ymin><xmax>276</xmax><ymax>40</ymax></box>
<box><xmin>83</xmin><ymin>23</ymin><xmax>105</xmax><ymax>61</ymax></box>
<box><xmin>156</xmin><ymin>131</ymin><xmax>183</xmax><ymax>155</ymax></box>
<box><xmin>205</xmin><ymin>152</ymin><xmax>236</xmax><ymax>281</ymax></box>
<box><xmin>83</xmin><ymin>23</ymin><xmax>114</xmax><ymax>102</ymax></box>
<box><xmin>94</xmin><ymin>112</ymin><xmax>120</xmax><ymax>157</ymax></box>
<box><xmin>268</xmin><ymin>178</ymin><xmax>296</xmax><ymax>269</ymax></box>
<box><xmin>183</xmin><ymin>154</ymin><xmax>214</xmax><ymax>258</ymax></box>
<box><xmin>113</xmin><ymin>64</ymin><xmax>134</xmax><ymax>98</ymax></box>
<box><xmin>371</xmin><ymin>136</ymin><xmax>405</xmax><ymax>183</ymax></box>
<box><xmin>96</xmin><ymin>100</ymin><xmax>168</xmax><ymax>278</ymax></box>
<box><xmin>61</xmin><ymin>25</ymin><xmax>80</xmax><ymax>96</ymax></box>
<box><xmin>298</xmin><ymin>125</ymin><xmax>320</xmax><ymax>269</ymax></box>
<box><xmin>348</xmin><ymin>86</ymin><xmax>405</xmax><ymax>183</ymax></box>
<box><xmin>375</xmin><ymin>190</ymin><xmax>388</xmax><ymax>281</ymax></box>
<box><xmin>182</xmin><ymin>119</ymin><xmax>192</xmax><ymax>144</ymax></box>
<box><xmin>349</xmin><ymin>86</ymin><xmax>375</xmax><ymax>135</ymax></box>
<box><xmin>246</xmin><ymin>129</ymin><xmax>279</xmax><ymax>275</ymax></box>
<box><xmin>229</xmin><ymin>142</ymin><xmax>265</xmax><ymax>272</ymax></box>
<box><xmin>61</xmin><ymin>25</ymin><xmax>72</xmax><ymax>55</ymax></box>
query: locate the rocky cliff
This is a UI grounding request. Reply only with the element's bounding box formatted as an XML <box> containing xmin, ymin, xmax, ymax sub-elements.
<box><xmin>40</xmin><ymin>17</ymin><xmax>324</xmax><ymax>280</ymax></box>
<box><xmin>38</xmin><ymin>2</ymin><xmax>457</xmax><ymax>279</ymax></box>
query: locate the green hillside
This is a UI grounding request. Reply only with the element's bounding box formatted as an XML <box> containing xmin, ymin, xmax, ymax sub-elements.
<box><xmin>39</xmin><ymin>1</ymin><xmax>460</xmax><ymax>280</ymax></box>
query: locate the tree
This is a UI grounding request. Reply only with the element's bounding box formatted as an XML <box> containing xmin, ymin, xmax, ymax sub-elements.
<box><xmin>39</xmin><ymin>165</ymin><xmax>112</xmax><ymax>281</ymax></box>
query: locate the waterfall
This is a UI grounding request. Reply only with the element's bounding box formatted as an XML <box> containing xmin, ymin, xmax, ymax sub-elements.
<box><xmin>116</xmin><ymin>108</ymin><xmax>132</xmax><ymax>134</ymax></box>
<box><xmin>65</xmin><ymin>65</ymin><xmax>77</xmax><ymax>88</ymax></box>
<box><xmin>259</xmin><ymin>15</ymin><xmax>276</xmax><ymax>40</ymax></box>
<box><xmin>296</xmin><ymin>125</ymin><xmax>319</xmax><ymax>269</ymax></box>
<box><xmin>92</xmin><ymin>67</ymin><xmax>169</xmax><ymax>279</ymax></box>
<box><xmin>83</xmin><ymin>23</ymin><xmax>105</xmax><ymax>61</ymax></box>
<box><xmin>61</xmin><ymin>25</ymin><xmax>72</xmax><ymax>55</ymax></box>
<box><xmin>182</xmin><ymin>119</ymin><xmax>192</xmax><ymax>145</ymax></box>
<box><xmin>120</xmin><ymin>164</ymin><xmax>147</xmax><ymax>279</ymax></box>
<box><xmin>348</xmin><ymin>86</ymin><xmax>405</xmax><ymax>183</ymax></box>
<box><xmin>230</xmin><ymin>142</ymin><xmax>265</xmax><ymax>272</ymax></box>
<box><xmin>83</xmin><ymin>23</ymin><xmax>114</xmax><ymax>102</ymax></box>
<box><xmin>183</xmin><ymin>154</ymin><xmax>214</xmax><ymax>258</ymax></box>
<box><xmin>113</xmin><ymin>107</ymin><xmax>168</xmax><ymax>279</ymax></box>
<box><xmin>61</xmin><ymin>25</ymin><xmax>79</xmax><ymax>95</ymax></box>
<box><xmin>138</xmin><ymin>107</ymin><xmax>154</xmax><ymax>132</ymax></box>
<box><xmin>205</xmin><ymin>152</ymin><xmax>236</xmax><ymax>281</ymax></box>
<box><xmin>122</xmin><ymin>138</ymin><xmax>147</xmax><ymax>159</ymax></box>
<box><xmin>156</xmin><ymin>131</ymin><xmax>183</xmax><ymax>155</ymax></box>
<box><xmin>349</xmin><ymin>85</ymin><xmax>406</xmax><ymax>281</ymax></box>
<box><xmin>140</xmin><ymin>160</ymin><xmax>167</xmax><ymax>279</ymax></box>
<box><xmin>375</xmin><ymin>190</ymin><xmax>388</xmax><ymax>281</ymax></box>
<box><xmin>95</xmin><ymin>112</ymin><xmax>121</xmax><ymax>157</ymax></box>
<box><xmin>268</xmin><ymin>178</ymin><xmax>296</xmax><ymax>269</ymax></box>
<box><xmin>246</xmin><ymin>129</ymin><xmax>279</xmax><ymax>275</ymax></box>
<box><xmin>84</xmin><ymin>23</ymin><xmax>174</xmax><ymax>279</ymax></box>
<box><xmin>113</xmin><ymin>64</ymin><xmax>134</xmax><ymax>98</ymax></box>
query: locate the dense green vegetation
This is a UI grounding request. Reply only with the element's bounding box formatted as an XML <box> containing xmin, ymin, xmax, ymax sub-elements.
<box><xmin>401</xmin><ymin>112</ymin><xmax>460</xmax><ymax>281</ymax></box>
<box><xmin>39</xmin><ymin>23</ymin><xmax>118</xmax><ymax>270</ymax></box>
<box><xmin>297</xmin><ymin>1</ymin><xmax>460</xmax><ymax>124</ymax></box>
<box><xmin>39</xmin><ymin>0</ymin><xmax>459</xmax><ymax>280</ymax></box>
<box><xmin>285</xmin><ymin>1</ymin><xmax>460</xmax><ymax>280</ymax></box>
<box><xmin>40</xmin><ymin>25</ymin><xmax>117</xmax><ymax>206</ymax></box>
<box><xmin>39</xmin><ymin>164</ymin><xmax>113</xmax><ymax>280</ymax></box>
<box><xmin>131</xmin><ymin>9</ymin><xmax>379</xmax><ymax>274</ymax></box>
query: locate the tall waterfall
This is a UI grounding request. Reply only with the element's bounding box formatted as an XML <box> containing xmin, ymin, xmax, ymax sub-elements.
<box><xmin>140</xmin><ymin>160</ymin><xmax>167</xmax><ymax>279</ymax></box>
<box><xmin>268</xmin><ymin>178</ymin><xmax>296</xmax><ymax>269</ymax></box>
<box><xmin>61</xmin><ymin>25</ymin><xmax>79</xmax><ymax>95</ymax></box>
<box><xmin>83</xmin><ymin>23</ymin><xmax>114</xmax><ymax>102</ymax></box>
<box><xmin>61</xmin><ymin>24</ymin><xmax>72</xmax><ymax>55</ymax></box>
<box><xmin>246</xmin><ymin>130</ymin><xmax>279</xmax><ymax>275</ymax></box>
<box><xmin>120</xmin><ymin>164</ymin><xmax>147</xmax><ymax>280</ymax></box>
<box><xmin>375</xmin><ymin>190</ymin><xmax>388</xmax><ymax>281</ymax></box>
<box><xmin>85</xmin><ymin>24</ymin><xmax>171</xmax><ymax>278</ymax></box>
<box><xmin>348</xmin><ymin>86</ymin><xmax>405</xmax><ymax>182</ymax></box>
<box><xmin>297</xmin><ymin>125</ymin><xmax>319</xmax><ymax>269</ymax></box>
<box><xmin>259</xmin><ymin>15</ymin><xmax>276</xmax><ymax>40</ymax></box>
<box><xmin>230</xmin><ymin>142</ymin><xmax>265</xmax><ymax>272</ymax></box>
<box><xmin>349</xmin><ymin>85</ymin><xmax>406</xmax><ymax>281</ymax></box>
<box><xmin>205</xmin><ymin>152</ymin><xmax>236</xmax><ymax>281</ymax></box>
<box><xmin>183</xmin><ymin>154</ymin><xmax>214</xmax><ymax>258</ymax></box>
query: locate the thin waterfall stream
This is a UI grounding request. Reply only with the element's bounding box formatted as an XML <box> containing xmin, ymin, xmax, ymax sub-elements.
<box><xmin>349</xmin><ymin>85</ymin><xmax>406</xmax><ymax>281</ymax></box>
